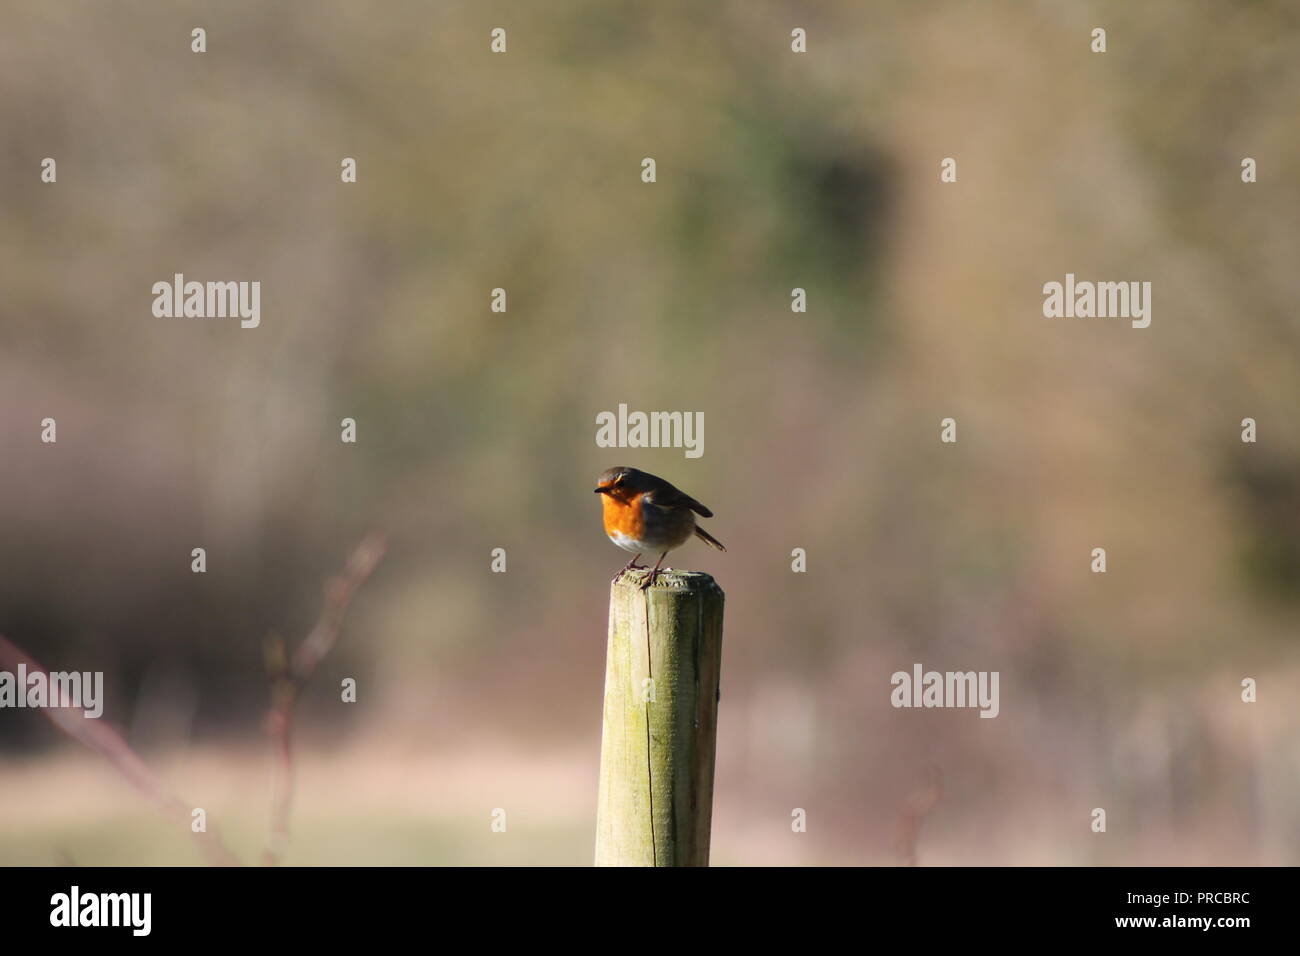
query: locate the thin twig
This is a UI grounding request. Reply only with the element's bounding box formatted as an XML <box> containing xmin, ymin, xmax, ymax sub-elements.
<box><xmin>894</xmin><ymin>766</ymin><xmax>944</xmax><ymax>866</ymax></box>
<box><xmin>261</xmin><ymin>533</ymin><xmax>386</xmax><ymax>865</ymax></box>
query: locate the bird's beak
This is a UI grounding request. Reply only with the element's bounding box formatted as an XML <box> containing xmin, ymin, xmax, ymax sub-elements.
<box><xmin>593</xmin><ymin>486</ymin><xmax>607</xmax><ymax>494</ymax></box>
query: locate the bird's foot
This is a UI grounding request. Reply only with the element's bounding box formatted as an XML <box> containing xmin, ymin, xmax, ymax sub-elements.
<box><xmin>638</xmin><ymin>554</ymin><xmax>669</xmax><ymax>590</ymax></box>
<box><xmin>613</xmin><ymin>555</ymin><xmax>645</xmax><ymax>584</ymax></box>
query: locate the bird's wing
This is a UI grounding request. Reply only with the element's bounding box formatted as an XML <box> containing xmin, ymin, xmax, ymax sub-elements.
<box><xmin>643</xmin><ymin>483</ymin><xmax>713</xmax><ymax>518</ymax></box>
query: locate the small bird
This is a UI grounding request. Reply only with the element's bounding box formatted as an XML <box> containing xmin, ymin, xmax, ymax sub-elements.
<box><xmin>593</xmin><ymin>466</ymin><xmax>725</xmax><ymax>589</ymax></box>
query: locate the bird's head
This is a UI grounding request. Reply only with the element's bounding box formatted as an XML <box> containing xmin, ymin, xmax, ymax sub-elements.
<box><xmin>594</xmin><ymin>466</ymin><xmax>653</xmax><ymax>501</ymax></box>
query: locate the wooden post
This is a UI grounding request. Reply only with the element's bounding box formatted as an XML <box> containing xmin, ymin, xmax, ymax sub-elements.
<box><xmin>595</xmin><ymin>569</ymin><xmax>725</xmax><ymax>866</ymax></box>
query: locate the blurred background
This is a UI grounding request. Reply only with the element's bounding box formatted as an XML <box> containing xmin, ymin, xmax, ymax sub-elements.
<box><xmin>1</xmin><ymin>0</ymin><xmax>1297</xmax><ymax>865</ymax></box>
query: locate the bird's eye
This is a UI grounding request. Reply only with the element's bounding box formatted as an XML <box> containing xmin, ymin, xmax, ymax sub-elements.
<box><xmin>614</xmin><ymin>475</ymin><xmax>624</xmax><ymax>485</ymax></box>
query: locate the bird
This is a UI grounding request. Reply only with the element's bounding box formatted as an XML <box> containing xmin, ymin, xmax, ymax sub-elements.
<box><xmin>593</xmin><ymin>466</ymin><xmax>725</xmax><ymax>589</ymax></box>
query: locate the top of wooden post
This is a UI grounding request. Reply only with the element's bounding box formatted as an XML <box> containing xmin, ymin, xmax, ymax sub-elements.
<box><xmin>612</xmin><ymin>569</ymin><xmax>724</xmax><ymax>596</ymax></box>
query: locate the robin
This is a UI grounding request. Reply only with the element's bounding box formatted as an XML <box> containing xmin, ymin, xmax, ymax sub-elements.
<box><xmin>593</xmin><ymin>466</ymin><xmax>726</xmax><ymax>589</ymax></box>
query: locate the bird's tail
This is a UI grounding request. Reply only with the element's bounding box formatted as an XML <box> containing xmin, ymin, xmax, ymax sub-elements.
<box><xmin>694</xmin><ymin>525</ymin><xmax>726</xmax><ymax>552</ymax></box>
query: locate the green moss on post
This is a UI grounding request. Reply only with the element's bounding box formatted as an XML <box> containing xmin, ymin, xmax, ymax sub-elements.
<box><xmin>595</xmin><ymin>569</ymin><xmax>725</xmax><ymax>866</ymax></box>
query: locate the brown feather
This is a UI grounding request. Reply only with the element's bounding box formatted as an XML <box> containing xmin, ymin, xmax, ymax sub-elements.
<box><xmin>693</xmin><ymin>526</ymin><xmax>726</xmax><ymax>551</ymax></box>
<box><xmin>644</xmin><ymin>483</ymin><xmax>713</xmax><ymax>518</ymax></box>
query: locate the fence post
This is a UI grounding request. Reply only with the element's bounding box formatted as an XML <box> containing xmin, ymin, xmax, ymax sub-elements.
<box><xmin>594</xmin><ymin>569</ymin><xmax>725</xmax><ymax>866</ymax></box>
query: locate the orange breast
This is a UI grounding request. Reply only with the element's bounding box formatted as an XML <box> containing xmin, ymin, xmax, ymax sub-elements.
<box><xmin>602</xmin><ymin>491</ymin><xmax>646</xmax><ymax>538</ymax></box>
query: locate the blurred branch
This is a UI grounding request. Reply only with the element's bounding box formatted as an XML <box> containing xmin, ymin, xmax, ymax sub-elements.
<box><xmin>262</xmin><ymin>533</ymin><xmax>386</xmax><ymax>866</ymax></box>
<box><xmin>894</xmin><ymin>766</ymin><xmax>943</xmax><ymax>867</ymax></box>
<box><xmin>0</xmin><ymin>633</ymin><xmax>242</xmax><ymax>867</ymax></box>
